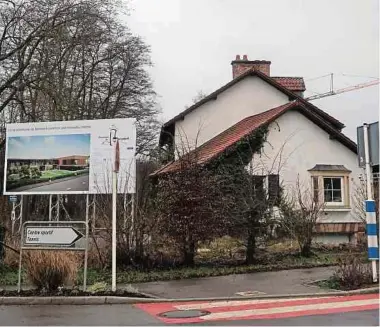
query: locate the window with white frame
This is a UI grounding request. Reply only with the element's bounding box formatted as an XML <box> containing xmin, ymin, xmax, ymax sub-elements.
<box><xmin>309</xmin><ymin>165</ymin><xmax>351</xmax><ymax>208</ymax></box>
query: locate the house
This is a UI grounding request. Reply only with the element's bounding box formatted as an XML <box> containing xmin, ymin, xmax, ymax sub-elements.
<box><xmin>156</xmin><ymin>55</ymin><xmax>364</xmax><ymax>245</ymax></box>
<box><xmin>56</xmin><ymin>155</ymin><xmax>89</xmax><ymax>170</ymax></box>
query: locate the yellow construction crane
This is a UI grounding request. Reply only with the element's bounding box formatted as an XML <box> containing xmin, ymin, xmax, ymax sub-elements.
<box><xmin>305</xmin><ymin>76</ymin><xmax>379</xmax><ymax>101</ymax></box>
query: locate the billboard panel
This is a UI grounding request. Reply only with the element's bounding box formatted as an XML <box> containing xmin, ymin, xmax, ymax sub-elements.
<box><xmin>4</xmin><ymin>119</ymin><xmax>136</xmax><ymax>195</ymax></box>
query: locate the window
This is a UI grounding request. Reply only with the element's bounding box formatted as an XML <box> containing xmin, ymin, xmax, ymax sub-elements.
<box><xmin>250</xmin><ymin>174</ymin><xmax>280</xmax><ymax>204</ymax></box>
<box><xmin>323</xmin><ymin>177</ymin><xmax>343</xmax><ymax>204</ymax></box>
<box><xmin>308</xmin><ymin>164</ymin><xmax>351</xmax><ymax>208</ymax></box>
<box><xmin>268</xmin><ymin>174</ymin><xmax>280</xmax><ymax>204</ymax></box>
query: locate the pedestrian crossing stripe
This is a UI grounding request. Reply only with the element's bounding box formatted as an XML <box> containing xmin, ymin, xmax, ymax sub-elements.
<box><xmin>135</xmin><ymin>293</ymin><xmax>380</xmax><ymax>324</ymax></box>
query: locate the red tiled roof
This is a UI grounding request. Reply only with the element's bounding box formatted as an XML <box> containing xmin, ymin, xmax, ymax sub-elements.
<box><xmin>152</xmin><ymin>101</ymin><xmax>357</xmax><ymax>176</ymax></box>
<box><xmin>272</xmin><ymin>77</ymin><xmax>305</xmax><ymax>92</ymax></box>
<box><xmin>153</xmin><ymin>102</ymin><xmax>295</xmax><ymax>175</ymax></box>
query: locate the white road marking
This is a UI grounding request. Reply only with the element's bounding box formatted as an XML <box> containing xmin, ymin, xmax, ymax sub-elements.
<box><xmin>66</xmin><ymin>188</ymin><xmax>72</xmax><ymax>190</ymax></box>
<box><xmin>200</xmin><ymin>298</ymin><xmax>379</xmax><ymax>320</ymax></box>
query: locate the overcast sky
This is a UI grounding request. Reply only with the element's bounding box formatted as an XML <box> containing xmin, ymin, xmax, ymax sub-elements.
<box><xmin>8</xmin><ymin>134</ymin><xmax>90</xmax><ymax>159</ymax></box>
<box><xmin>126</xmin><ymin>0</ymin><xmax>379</xmax><ymax>141</ymax></box>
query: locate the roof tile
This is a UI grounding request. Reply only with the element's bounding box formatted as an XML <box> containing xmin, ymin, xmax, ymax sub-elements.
<box><xmin>272</xmin><ymin>77</ymin><xmax>306</xmax><ymax>91</ymax></box>
<box><xmin>153</xmin><ymin>102</ymin><xmax>296</xmax><ymax>175</ymax></box>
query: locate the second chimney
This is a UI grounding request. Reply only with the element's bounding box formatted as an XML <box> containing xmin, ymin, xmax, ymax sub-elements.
<box><xmin>231</xmin><ymin>55</ymin><xmax>271</xmax><ymax>79</ymax></box>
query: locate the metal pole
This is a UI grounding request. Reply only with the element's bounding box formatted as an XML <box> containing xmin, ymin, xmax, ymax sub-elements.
<box><xmin>56</xmin><ymin>195</ymin><xmax>60</xmax><ymax>221</ymax></box>
<box><xmin>363</xmin><ymin>123</ymin><xmax>378</xmax><ymax>282</ymax></box>
<box><xmin>111</xmin><ymin>143</ymin><xmax>118</xmax><ymax>292</ymax></box>
<box><xmin>18</xmin><ymin>196</ymin><xmax>23</xmax><ymax>233</ymax></box>
<box><xmin>48</xmin><ymin>195</ymin><xmax>52</xmax><ymax>221</ymax></box>
<box><xmin>11</xmin><ymin>202</ymin><xmax>16</xmax><ymax>235</ymax></box>
<box><xmin>131</xmin><ymin>192</ymin><xmax>135</xmax><ymax>249</ymax></box>
<box><xmin>17</xmin><ymin>223</ymin><xmax>24</xmax><ymax>292</ymax></box>
<box><xmin>83</xmin><ymin>194</ymin><xmax>89</xmax><ymax>291</ymax></box>
<box><xmin>93</xmin><ymin>195</ymin><xmax>96</xmax><ymax>230</ymax></box>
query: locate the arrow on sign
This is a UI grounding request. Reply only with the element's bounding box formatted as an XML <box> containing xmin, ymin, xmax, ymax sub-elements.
<box><xmin>25</xmin><ymin>227</ymin><xmax>83</xmax><ymax>246</ymax></box>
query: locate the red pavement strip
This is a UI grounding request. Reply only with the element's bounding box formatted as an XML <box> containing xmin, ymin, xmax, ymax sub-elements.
<box><xmin>134</xmin><ymin>294</ymin><xmax>380</xmax><ymax>324</ymax></box>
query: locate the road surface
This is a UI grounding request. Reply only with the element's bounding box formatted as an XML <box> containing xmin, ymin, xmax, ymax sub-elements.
<box><xmin>9</xmin><ymin>174</ymin><xmax>89</xmax><ymax>193</ymax></box>
<box><xmin>0</xmin><ymin>294</ymin><xmax>378</xmax><ymax>325</ymax></box>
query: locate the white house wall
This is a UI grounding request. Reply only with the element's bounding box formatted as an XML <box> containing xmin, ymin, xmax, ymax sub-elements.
<box><xmin>251</xmin><ymin>109</ymin><xmax>363</xmax><ymax>223</ymax></box>
<box><xmin>174</xmin><ymin>76</ymin><xmax>289</xmax><ymax>157</ymax></box>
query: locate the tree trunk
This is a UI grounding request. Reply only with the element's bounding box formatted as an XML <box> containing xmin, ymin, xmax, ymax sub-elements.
<box><xmin>183</xmin><ymin>240</ymin><xmax>195</xmax><ymax>267</ymax></box>
<box><xmin>245</xmin><ymin>229</ymin><xmax>256</xmax><ymax>264</ymax></box>
<box><xmin>300</xmin><ymin>239</ymin><xmax>312</xmax><ymax>257</ymax></box>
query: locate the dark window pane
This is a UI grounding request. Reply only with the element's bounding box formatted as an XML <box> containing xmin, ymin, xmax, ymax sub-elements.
<box><xmin>324</xmin><ymin>190</ymin><xmax>333</xmax><ymax>202</ymax></box>
<box><xmin>323</xmin><ymin>178</ymin><xmax>332</xmax><ymax>190</ymax></box>
<box><xmin>268</xmin><ymin>174</ymin><xmax>280</xmax><ymax>204</ymax></box>
<box><xmin>332</xmin><ymin>190</ymin><xmax>342</xmax><ymax>202</ymax></box>
<box><xmin>332</xmin><ymin>178</ymin><xmax>341</xmax><ymax>189</ymax></box>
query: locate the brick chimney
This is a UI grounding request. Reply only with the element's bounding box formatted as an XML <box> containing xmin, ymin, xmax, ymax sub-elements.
<box><xmin>231</xmin><ymin>55</ymin><xmax>271</xmax><ymax>79</ymax></box>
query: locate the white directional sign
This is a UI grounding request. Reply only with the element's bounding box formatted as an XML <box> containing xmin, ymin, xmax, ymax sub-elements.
<box><xmin>25</xmin><ymin>227</ymin><xmax>83</xmax><ymax>246</ymax></box>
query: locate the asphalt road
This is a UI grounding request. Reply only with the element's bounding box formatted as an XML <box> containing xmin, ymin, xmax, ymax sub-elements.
<box><xmin>9</xmin><ymin>174</ymin><xmax>89</xmax><ymax>193</ymax></box>
<box><xmin>0</xmin><ymin>305</ymin><xmax>378</xmax><ymax>326</ymax></box>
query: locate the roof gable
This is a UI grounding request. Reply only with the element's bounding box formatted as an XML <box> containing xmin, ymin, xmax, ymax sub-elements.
<box><xmin>159</xmin><ymin>69</ymin><xmax>344</xmax><ymax>146</ymax></box>
<box><xmin>153</xmin><ymin>101</ymin><xmax>356</xmax><ymax>176</ymax></box>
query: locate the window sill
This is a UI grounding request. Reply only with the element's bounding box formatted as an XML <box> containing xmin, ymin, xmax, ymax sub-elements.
<box><xmin>324</xmin><ymin>207</ymin><xmax>351</xmax><ymax>212</ymax></box>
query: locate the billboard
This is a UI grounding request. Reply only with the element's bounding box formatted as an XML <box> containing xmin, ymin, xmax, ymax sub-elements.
<box><xmin>357</xmin><ymin>122</ymin><xmax>379</xmax><ymax>168</ymax></box>
<box><xmin>4</xmin><ymin>119</ymin><xmax>136</xmax><ymax>195</ymax></box>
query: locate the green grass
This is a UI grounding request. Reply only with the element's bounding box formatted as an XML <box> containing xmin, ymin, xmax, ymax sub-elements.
<box><xmin>41</xmin><ymin>170</ymin><xmax>74</xmax><ymax>179</ymax></box>
<box><xmin>0</xmin><ymin>265</ymin><xmax>21</xmax><ymax>285</ymax></box>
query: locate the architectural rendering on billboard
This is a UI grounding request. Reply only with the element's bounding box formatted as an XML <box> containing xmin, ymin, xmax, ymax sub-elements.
<box><xmin>4</xmin><ymin>119</ymin><xmax>136</xmax><ymax>195</ymax></box>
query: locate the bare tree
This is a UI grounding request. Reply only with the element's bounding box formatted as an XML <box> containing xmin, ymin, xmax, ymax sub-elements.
<box><xmin>0</xmin><ymin>0</ymin><xmax>160</xmax><ymax>155</ymax></box>
<box><xmin>278</xmin><ymin>176</ymin><xmax>325</xmax><ymax>257</ymax></box>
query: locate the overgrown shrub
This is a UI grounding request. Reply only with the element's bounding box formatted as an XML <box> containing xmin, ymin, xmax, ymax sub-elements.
<box><xmin>24</xmin><ymin>251</ymin><xmax>80</xmax><ymax>291</ymax></box>
<box><xmin>333</xmin><ymin>255</ymin><xmax>373</xmax><ymax>290</ymax></box>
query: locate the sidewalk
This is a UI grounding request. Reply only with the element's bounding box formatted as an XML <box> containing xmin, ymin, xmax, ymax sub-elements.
<box><xmin>132</xmin><ymin>266</ymin><xmax>338</xmax><ymax>299</ymax></box>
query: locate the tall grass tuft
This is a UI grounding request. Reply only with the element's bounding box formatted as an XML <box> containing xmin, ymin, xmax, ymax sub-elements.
<box><xmin>24</xmin><ymin>250</ymin><xmax>80</xmax><ymax>291</ymax></box>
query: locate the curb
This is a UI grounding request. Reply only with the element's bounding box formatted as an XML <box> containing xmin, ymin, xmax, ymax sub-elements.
<box><xmin>0</xmin><ymin>287</ymin><xmax>378</xmax><ymax>305</ymax></box>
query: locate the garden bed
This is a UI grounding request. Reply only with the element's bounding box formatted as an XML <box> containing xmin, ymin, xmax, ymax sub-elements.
<box><xmin>313</xmin><ymin>277</ymin><xmax>379</xmax><ymax>291</ymax></box>
<box><xmin>0</xmin><ymin>288</ymin><xmax>149</xmax><ymax>298</ymax></box>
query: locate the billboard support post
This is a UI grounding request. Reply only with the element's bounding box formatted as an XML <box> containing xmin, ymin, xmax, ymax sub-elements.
<box><xmin>48</xmin><ymin>195</ymin><xmax>52</xmax><ymax>221</ymax></box>
<box><xmin>56</xmin><ymin>195</ymin><xmax>60</xmax><ymax>221</ymax></box>
<box><xmin>83</xmin><ymin>194</ymin><xmax>90</xmax><ymax>291</ymax></box>
<box><xmin>10</xmin><ymin>196</ymin><xmax>23</xmax><ymax>235</ymax></box>
<box><xmin>363</xmin><ymin>123</ymin><xmax>378</xmax><ymax>283</ymax></box>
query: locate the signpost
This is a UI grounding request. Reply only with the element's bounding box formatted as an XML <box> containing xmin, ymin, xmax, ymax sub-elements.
<box><xmin>358</xmin><ymin>122</ymin><xmax>379</xmax><ymax>283</ymax></box>
<box><xmin>24</xmin><ymin>227</ymin><xmax>83</xmax><ymax>246</ymax></box>
<box><xmin>18</xmin><ymin>221</ymin><xmax>87</xmax><ymax>292</ymax></box>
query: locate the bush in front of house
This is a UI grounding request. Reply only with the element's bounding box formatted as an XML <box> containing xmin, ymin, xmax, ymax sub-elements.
<box><xmin>24</xmin><ymin>251</ymin><xmax>80</xmax><ymax>291</ymax></box>
<box><xmin>332</xmin><ymin>255</ymin><xmax>373</xmax><ymax>290</ymax></box>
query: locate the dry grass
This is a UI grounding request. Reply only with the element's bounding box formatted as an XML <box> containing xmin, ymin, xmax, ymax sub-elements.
<box><xmin>24</xmin><ymin>250</ymin><xmax>81</xmax><ymax>291</ymax></box>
